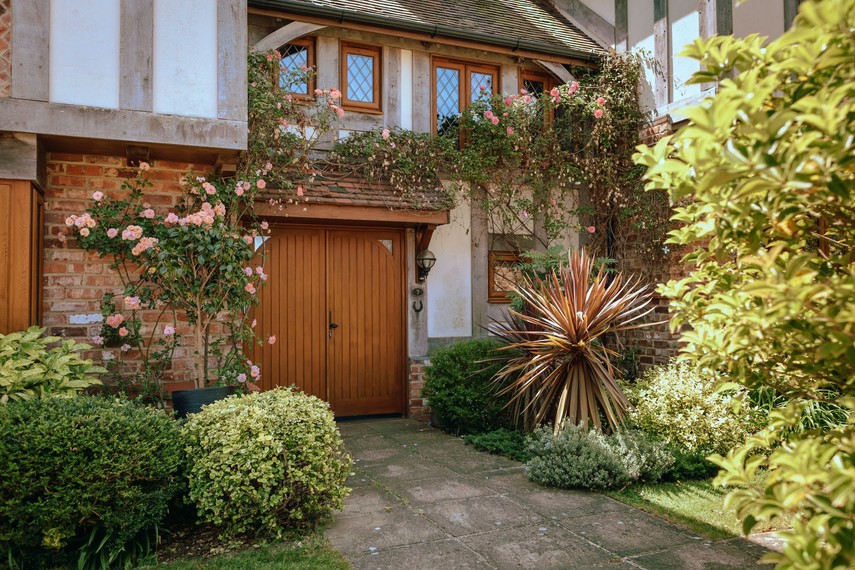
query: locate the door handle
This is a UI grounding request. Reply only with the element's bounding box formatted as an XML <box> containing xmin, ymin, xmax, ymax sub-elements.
<box><xmin>329</xmin><ymin>312</ymin><xmax>338</xmax><ymax>337</ymax></box>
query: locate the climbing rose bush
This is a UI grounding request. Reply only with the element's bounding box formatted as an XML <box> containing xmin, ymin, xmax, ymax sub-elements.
<box><xmin>64</xmin><ymin>164</ymin><xmax>272</xmax><ymax>390</ymax></box>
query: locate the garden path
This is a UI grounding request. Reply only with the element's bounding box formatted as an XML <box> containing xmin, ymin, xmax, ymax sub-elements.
<box><xmin>328</xmin><ymin>418</ymin><xmax>776</xmax><ymax>570</ymax></box>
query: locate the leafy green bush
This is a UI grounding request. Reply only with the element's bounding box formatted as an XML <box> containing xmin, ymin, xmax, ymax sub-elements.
<box><xmin>464</xmin><ymin>428</ymin><xmax>531</xmax><ymax>462</ymax></box>
<box><xmin>0</xmin><ymin>326</ymin><xmax>104</xmax><ymax>403</ymax></box>
<box><xmin>665</xmin><ymin>445</ymin><xmax>720</xmax><ymax>481</ymax></box>
<box><xmin>634</xmin><ymin>2</ymin><xmax>855</xmax><ymax>565</ymax></box>
<box><xmin>526</xmin><ymin>424</ymin><xmax>630</xmax><ymax>490</ymax></box>
<box><xmin>610</xmin><ymin>430</ymin><xmax>675</xmax><ymax>484</ymax></box>
<box><xmin>184</xmin><ymin>388</ymin><xmax>352</xmax><ymax>537</ymax></box>
<box><xmin>628</xmin><ymin>360</ymin><xmax>750</xmax><ymax>456</ymax></box>
<box><xmin>0</xmin><ymin>396</ymin><xmax>184</xmax><ymax>569</ymax></box>
<box><xmin>526</xmin><ymin>424</ymin><xmax>674</xmax><ymax>490</ymax></box>
<box><xmin>423</xmin><ymin>339</ymin><xmax>510</xmax><ymax>434</ymax></box>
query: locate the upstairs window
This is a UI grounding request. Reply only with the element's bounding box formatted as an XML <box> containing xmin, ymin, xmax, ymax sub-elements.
<box><xmin>432</xmin><ymin>58</ymin><xmax>499</xmax><ymax>136</ymax></box>
<box><xmin>278</xmin><ymin>37</ymin><xmax>315</xmax><ymax>96</ymax></box>
<box><xmin>341</xmin><ymin>42</ymin><xmax>382</xmax><ymax>113</ymax></box>
<box><xmin>520</xmin><ymin>69</ymin><xmax>560</xmax><ymax>122</ymax></box>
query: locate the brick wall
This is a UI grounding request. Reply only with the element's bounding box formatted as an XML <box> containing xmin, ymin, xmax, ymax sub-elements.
<box><xmin>0</xmin><ymin>0</ymin><xmax>10</xmax><ymax>97</ymax></box>
<box><xmin>613</xmin><ymin>114</ymin><xmax>688</xmax><ymax>371</ymax></box>
<box><xmin>407</xmin><ymin>357</ymin><xmax>431</xmax><ymax>421</ymax></box>
<box><xmin>44</xmin><ymin>153</ymin><xmax>216</xmax><ymax>394</ymax></box>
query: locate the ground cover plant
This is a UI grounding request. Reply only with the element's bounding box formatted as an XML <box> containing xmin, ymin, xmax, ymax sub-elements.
<box><xmin>634</xmin><ymin>1</ymin><xmax>855</xmax><ymax>566</ymax></box>
<box><xmin>183</xmin><ymin>388</ymin><xmax>352</xmax><ymax>538</ymax></box>
<box><xmin>0</xmin><ymin>396</ymin><xmax>184</xmax><ymax>569</ymax></box>
<box><xmin>0</xmin><ymin>326</ymin><xmax>103</xmax><ymax>403</ymax></box>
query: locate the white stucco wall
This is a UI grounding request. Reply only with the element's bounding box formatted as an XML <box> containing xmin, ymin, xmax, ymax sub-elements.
<box><xmin>399</xmin><ymin>49</ymin><xmax>414</xmax><ymax>131</ymax></box>
<box><xmin>733</xmin><ymin>0</ymin><xmax>786</xmax><ymax>42</ymax></box>
<box><xmin>578</xmin><ymin>0</ymin><xmax>615</xmax><ymax>26</ymax></box>
<box><xmin>628</xmin><ymin>0</ymin><xmax>656</xmax><ymax>113</ymax></box>
<box><xmin>152</xmin><ymin>0</ymin><xmax>218</xmax><ymax>118</ymax></box>
<box><xmin>49</xmin><ymin>0</ymin><xmax>120</xmax><ymax>108</ymax></box>
<box><xmin>428</xmin><ymin>200</ymin><xmax>472</xmax><ymax>338</ymax></box>
<box><xmin>669</xmin><ymin>0</ymin><xmax>701</xmax><ymax>102</ymax></box>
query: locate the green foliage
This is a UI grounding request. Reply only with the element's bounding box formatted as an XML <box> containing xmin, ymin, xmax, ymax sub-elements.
<box><xmin>665</xmin><ymin>445</ymin><xmax>720</xmax><ymax>482</ymax></box>
<box><xmin>184</xmin><ymin>388</ymin><xmax>352</xmax><ymax>538</ymax></box>
<box><xmin>0</xmin><ymin>396</ymin><xmax>184</xmax><ymax>569</ymax></box>
<box><xmin>0</xmin><ymin>326</ymin><xmax>103</xmax><ymax>404</ymax></box>
<box><xmin>525</xmin><ymin>424</ymin><xmax>672</xmax><ymax>490</ymax></box>
<box><xmin>423</xmin><ymin>339</ymin><xmax>510</xmax><ymax>435</ymax></box>
<box><xmin>490</xmin><ymin>250</ymin><xmax>657</xmax><ymax>432</ymax></box>
<box><xmin>463</xmin><ymin>428</ymin><xmax>531</xmax><ymax>462</ymax></box>
<box><xmin>628</xmin><ymin>360</ymin><xmax>751</xmax><ymax>456</ymax></box>
<box><xmin>525</xmin><ymin>424</ymin><xmax>631</xmax><ymax>490</ymax></box>
<box><xmin>634</xmin><ymin>1</ymin><xmax>855</xmax><ymax>567</ymax></box>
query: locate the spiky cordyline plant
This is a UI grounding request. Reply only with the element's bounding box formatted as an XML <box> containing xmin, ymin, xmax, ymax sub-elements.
<box><xmin>489</xmin><ymin>249</ymin><xmax>659</xmax><ymax>433</ymax></box>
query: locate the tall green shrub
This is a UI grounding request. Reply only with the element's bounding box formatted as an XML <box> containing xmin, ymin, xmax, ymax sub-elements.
<box><xmin>0</xmin><ymin>327</ymin><xmax>103</xmax><ymax>403</ymax></box>
<box><xmin>184</xmin><ymin>388</ymin><xmax>352</xmax><ymax>538</ymax></box>
<box><xmin>423</xmin><ymin>339</ymin><xmax>509</xmax><ymax>434</ymax></box>
<box><xmin>0</xmin><ymin>397</ymin><xmax>184</xmax><ymax>569</ymax></box>
<box><xmin>634</xmin><ymin>1</ymin><xmax>854</xmax><ymax>567</ymax></box>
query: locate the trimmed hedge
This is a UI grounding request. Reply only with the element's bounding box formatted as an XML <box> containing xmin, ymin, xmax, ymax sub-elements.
<box><xmin>0</xmin><ymin>396</ymin><xmax>184</xmax><ymax>569</ymax></box>
<box><xmin>184</xmin><ymin>388</ymin><xmax>352</xmax><ymax>538</ymax></box>
<box><xmin>423</xmin><ymin>339</ymin><xmax>510</xmax><ymax>434</ymax></box>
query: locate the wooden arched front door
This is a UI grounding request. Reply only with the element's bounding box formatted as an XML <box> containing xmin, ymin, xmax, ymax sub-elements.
<box><xmin>251</xmin><ymin>226</ymin><xmax>406</xmax><ymax>416</ymax></box>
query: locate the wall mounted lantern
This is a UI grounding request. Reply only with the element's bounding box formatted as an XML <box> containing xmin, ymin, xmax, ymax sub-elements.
<box><xmin>416</xmin><ymin>249</ymin><xmax>436</xmax><ymax>281</ymax></box>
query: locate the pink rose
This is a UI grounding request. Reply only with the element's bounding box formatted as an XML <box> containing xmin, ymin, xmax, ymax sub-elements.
<box><xmin>242</xmin><ymin>235</ymin><xmax>253</xmax><ymax>245</ymax></box>
<box><xmin>506</xmin><ymin>127</ymin><xmax>514</xmax><ymax>136</ymax></box>
<box><xmin>594</xmin><ymin>108</ymin><xmax>604</xmax><ymax>119</ymax></box>
<box><xmin>118</xmin><ymin>327</ymin><xmax>129</xmax><ymax>337</ymax></box>
<box><xmin>381</xmin><ymin>129</ymin><xmax>390</xmax><ymax>140</ymax></box>
<box><xmin>107</xmin><ymin>228</ymin><xmax>118</xmax><ymax>238</ymax></box>
<box><xmin>79</xmin><ymin>228</ymin><xmax>90</xmax><ymax>237</ymax></box>
<box><xmin>250</xmin><ymin>365</ymin><xmax>261</xmax><ymax>379</ymax></box>
<box><xmin>120</xmin><ymin>343</ymin><xmax>131</xmax><ymax>352</ymax></box>
<box><xmin>255</xmin><ymin>266</ymin><xmax>264</xmax><ymax>275</ymax></box>
<box><xmin>235</xmin><ymin>186</ymin><xmax>244</xmax><ymax>196</ymax></box>
<box><xmin>296</xmin><ymin>186</ymin><xmax>304</xmax><ymax>197</ymax></box>
<box><xmin>124</xmin><ymin>296</ymin><xmax>141</xmax><ymax>310</ymax></box>
<box><xmin>260</xmin><ymin>221</ymin><xmax>269</xmax><ymax>230</ymax></box>
<box><xmin>596</xmin><ymin>96</ymin><xmax>606</xmax><ymax>105</ymax></box>
<box><xmin>139</xmin><ymin>161</ymin><xmax>150</xmax><ymax>171</ymax></box>
<box><xmin>163</xmin><ymin>325</ymin><xmax>175</xmax><ymax>336</ymax></box>
<box><xmin>91</xmin><ymin>335</ymin><xmax>104</xmax><ymax>346</ymax></box>
<box><xmin>92</xmin><ymin>191</ymin><xmax>104</xmax><ymax>202</ymax></box>
<box><xmin>237</xmin><ymin>373</ymin><xmax>247</xmax><ymax>383</ymax></box>
<box><xmin>244</xmin><ymin>267</ymin><xmax>253</xmax><ymax>276</ymax></box>
<box><xmin>587</xmin><ymin>226</ymin><xmax>596</xmax><ymax>233</ymax></box>
<box><xmin>256</xmin><ymin>179</ymin><xmax>266</xmax><ymax>189</ymax></box>
<box><xmin>106</xmin><ymin>314</ymin><xmax>125</xmax><ymax>328</ymax></box>
<box><xmin>268</xmin><ymin>335</ymin><xmax>276</xmax><ymax>345</ymax></box>
<box><xmin>165</xmin><ymin>213</ymin><xmax>179</xmax><ymax>224</ymax></box>
<box><xmin>491</xmin><ymin>116</ymin><xmax>499</xmax><ymax>125</ymax></box>
<box><xmin>141</xmin><ymin>208</ymin><xmax>155</xmax><ymax>219</ymax></box>
<box><xmin>244</xmin><ymin>283</ymin><xmax>257</xmax><ymax>294</ymax></box>
<box><xmin>335</xmin><ymin>106</ymin><xmax>345</xmax><ymax>117</ymax></box>
<box><xmin>549</xmin><ymin>87</ymin><xmax>560</xmax><ymax>98</ymax></box>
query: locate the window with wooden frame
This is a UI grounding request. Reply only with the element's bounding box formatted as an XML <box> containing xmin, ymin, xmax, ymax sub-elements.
<box><xmin>520</xmin><ymin>68</ymin><xmax>560</xmax><ymax>122</ymax></box>
<box><xmin>488</xmin><ymin>251</ymin><xmax>523</xmax><ymax>304</ymax></box>
<box><xmin>278</xmin><ymin>37</ymin><xmax>315</xmax><ymax>97</ymax></box>
<box><xmin>432</xmin><ymin>58</ymin><xmax>499</xmax><ymax>137</ymax></box>
<box><xmin>340</xmin><ymin>42</ymin><xmax>382</xmax><ymax>113</ymax></box>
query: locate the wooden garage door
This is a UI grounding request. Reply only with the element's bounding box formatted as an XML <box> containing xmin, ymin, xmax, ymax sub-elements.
<box><xmin>251</xmin><ymin>226</ymin><xmax>405</xmax><ymax>416</ymax></box>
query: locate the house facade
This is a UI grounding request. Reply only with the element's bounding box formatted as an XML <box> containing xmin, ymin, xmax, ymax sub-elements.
<box><xmin>0</xmin><ymin>0</ymin><xmax>806</xmax><ymax>417</ymax></box>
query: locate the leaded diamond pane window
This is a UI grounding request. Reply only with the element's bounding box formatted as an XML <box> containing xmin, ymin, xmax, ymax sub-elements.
<box><xmin>346</xmin><ymin>53</ymin><xmax>374</xmax><ymax>103</ymax></box>
<box><xmin>279</xmin><ymin>43</ymin><xmax>309</xmax><ymax>94</ymax></box>
<box><xmin>523</xmin><ymin>79</ymin><xmax>546</xmax><ymax>98</ymax></box>
<box><xmin>436</xmin><ymin>66</ymin><xmax>460</xmax><ymax>135</ymax></box>
<box><xmin>471</xmin><ymin>72</ymin><xmax>494</xmax><ymax>103</ymax></box>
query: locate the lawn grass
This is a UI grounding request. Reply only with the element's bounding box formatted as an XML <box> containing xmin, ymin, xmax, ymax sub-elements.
<box><xmin>606</xmin><ymin>477</ymin><xmax>792</xmax><ymax>540</ymax></box>
<box><xmin>138</xmin><ymin>535</ymin><xmax>350</xmax><ymax>569</ymax></box>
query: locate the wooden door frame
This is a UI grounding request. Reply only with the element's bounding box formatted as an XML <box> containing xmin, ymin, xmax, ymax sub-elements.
<box><xmin>264</xmin><ymin>221</ymin><xmax>409</xmax><ymax>416</ymax></box>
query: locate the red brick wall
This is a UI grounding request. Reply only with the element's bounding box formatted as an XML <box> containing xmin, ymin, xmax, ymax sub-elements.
<box><xmin>44</xmin><ymin>153</ymin><xmax>216</xmax><ymax>393</ymax></box>
<box><xmin>407</xmin><ymin>358</ymin><xmax>431</xmax><ymax>421</ymax></box>
<box><xmin>614</xmin><ymin>115</ymin><xmax>688</xmax><ymax>371</ymax></box>
<box><xmin>0</xmin><ymin>0</ymin><xmax>10</xmax><ymax>97</ymax></box>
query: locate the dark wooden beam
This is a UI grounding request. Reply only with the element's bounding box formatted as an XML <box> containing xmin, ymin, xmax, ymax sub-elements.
<box><xmin>254</xmin><ymin>202</ymin><xmax>449</xmax><ymax>226</ymax></box>
<box><xmin>654</xmin><ymin>0</ymin><xmax>670</xmax><ymax>107</ymax></box>
<box><xmin>615</xmin><ymin>0</ymin><xmax>628</xmax><ymax>52</ymax></box>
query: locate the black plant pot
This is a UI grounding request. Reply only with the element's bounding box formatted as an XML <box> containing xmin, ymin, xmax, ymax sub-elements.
<box><xmin>171</xmin><ymin>386</ymin><xmax>236</xmax><ymax>419</ymax></box>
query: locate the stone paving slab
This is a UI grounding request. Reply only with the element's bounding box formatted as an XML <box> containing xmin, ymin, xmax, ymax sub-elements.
<box><xmin>329</xmin><ymin>418</ymin><xmax>775</xmax><ymax>569</ymax></box>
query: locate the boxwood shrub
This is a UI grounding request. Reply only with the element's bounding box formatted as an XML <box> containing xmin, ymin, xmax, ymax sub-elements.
<box><xmin>0</xmin><ymin>396</ymin><xmax>185</xmax><ymax>569</ymax></box>
<box><xmin>423</xmin><ymin>339</ymin><xmax>511</xmax><ymax>434</ymax></box>
<box><xmin>183</xmin><ymin>387</ymin><xmax>352</xmax><ymax>538</ymax></box>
